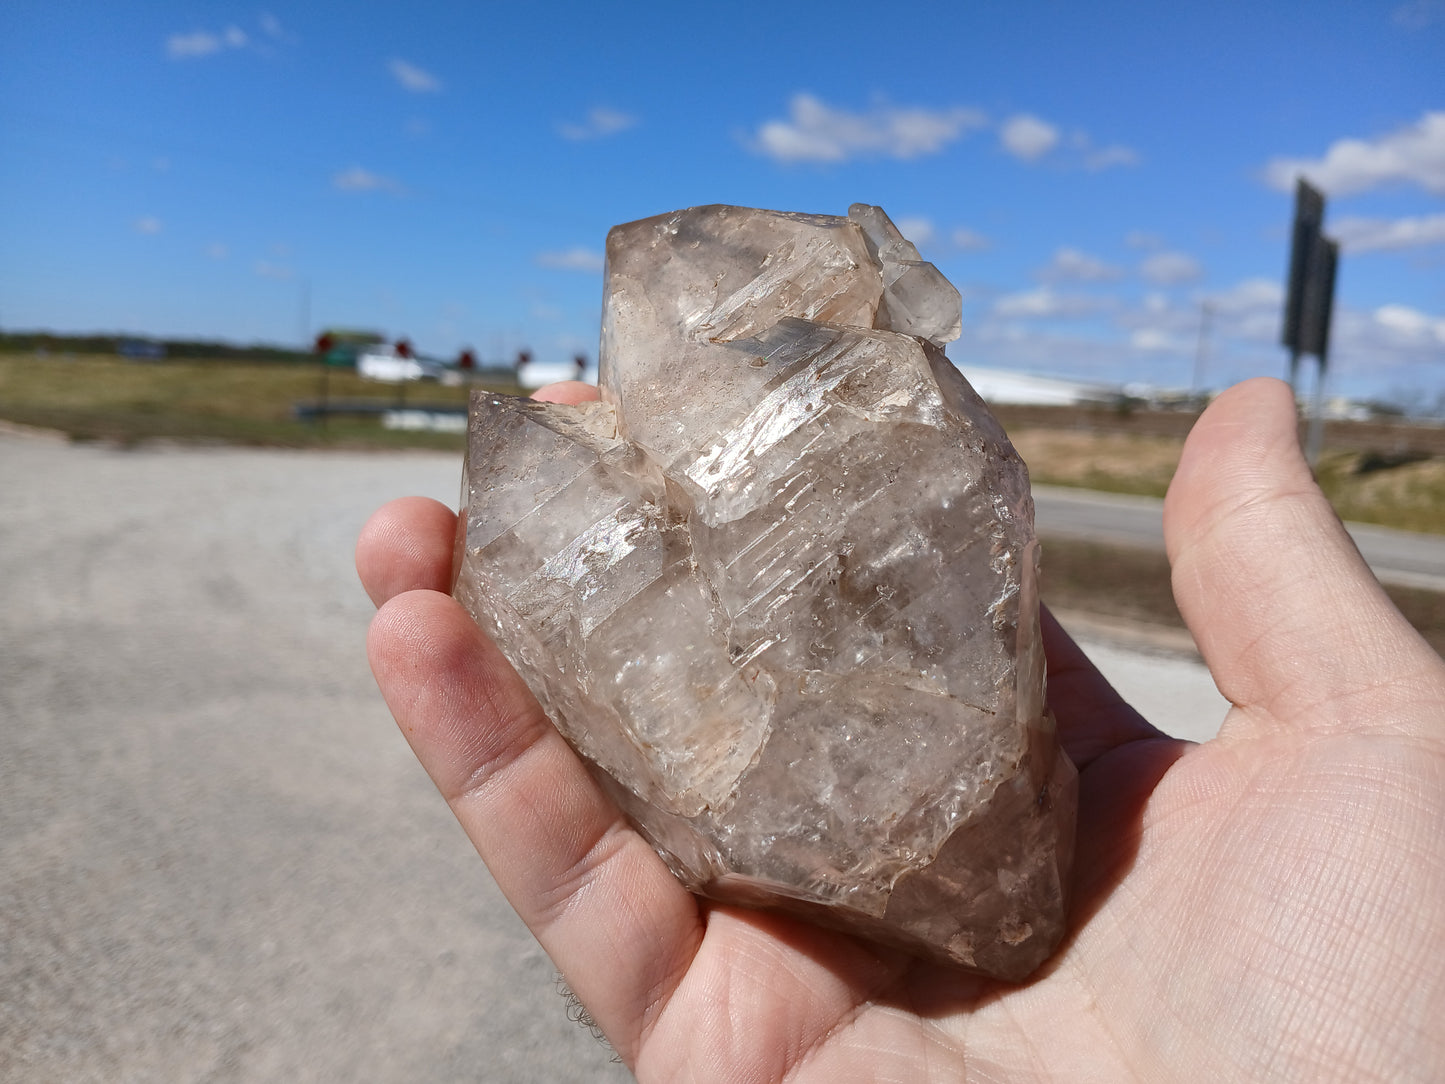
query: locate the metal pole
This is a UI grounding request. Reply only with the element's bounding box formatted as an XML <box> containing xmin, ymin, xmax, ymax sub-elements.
<box><xmin>1305</xmin><ymin>358</ymin><xmax>1326</xmax><ymax>467</ymax></box>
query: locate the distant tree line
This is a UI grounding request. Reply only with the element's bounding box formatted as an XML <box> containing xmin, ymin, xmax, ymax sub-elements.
<box><xmin>0</xmin><ymin>330</ymin><xmax>310</xmax><ymax>363</ymax></box>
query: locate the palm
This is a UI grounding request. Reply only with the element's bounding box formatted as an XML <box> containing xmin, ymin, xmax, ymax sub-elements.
<box><xmin>359</xmin><ymin>379</ymin><xmax>1444</xmax><ymax>1081</ymax></box>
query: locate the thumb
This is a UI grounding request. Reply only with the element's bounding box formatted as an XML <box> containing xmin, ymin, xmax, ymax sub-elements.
<box><xmin>1163</xmin><ymin>378</ymin><xmax>1441</xmax><ymax>737</ymax></box>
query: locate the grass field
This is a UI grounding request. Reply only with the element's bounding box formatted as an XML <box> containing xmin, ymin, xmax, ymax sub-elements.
<box><xmin>0</xmin><ymin>353</ymin><xmax>522</xmax><ymax>451</ymax></box>
<box><xmin>3</xmin><ymin>352</ymin><xmax>1440</xmax><ymax>653</ymax></box>
<box><xmin>1010</xmin><ymin>425</ymin><xmax>1445</xmax><ymax>535</ymax></box>
<box><xmin>4</xmin><ymin>352</ymin><xmax>1444</xmax><ymax>533</ymax></box>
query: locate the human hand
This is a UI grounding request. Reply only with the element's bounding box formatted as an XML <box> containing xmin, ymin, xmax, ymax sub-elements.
<box><xmin>357</xmin><ymin>377</ymin><xmax>1444</xmax><ymax>1081</ymax></box>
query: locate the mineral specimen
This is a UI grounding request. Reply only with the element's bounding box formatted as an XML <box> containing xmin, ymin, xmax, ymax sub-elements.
<box><xmin>453</xmin><ymin>204</ymin><xmax>1076</xmax><ymax>981</ymax></box>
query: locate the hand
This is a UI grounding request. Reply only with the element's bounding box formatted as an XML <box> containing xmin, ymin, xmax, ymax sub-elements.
<box><xmin>357</xmin><ymin>378</ymin><xmax>1445</xmax><ymax>1081</ymax></box>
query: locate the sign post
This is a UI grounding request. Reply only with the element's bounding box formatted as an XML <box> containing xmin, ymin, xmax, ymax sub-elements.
<box><xmin>1280</xmin><ymin>178</ymin><xmax>1339</xmax><ymax>465</ymax></box>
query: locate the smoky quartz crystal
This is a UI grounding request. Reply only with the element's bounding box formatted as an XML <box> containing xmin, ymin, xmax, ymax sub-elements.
<box><xmin>453</xmin><ymin>204</ymin><xmax>1076</xmax><ymax>980</ymax></box>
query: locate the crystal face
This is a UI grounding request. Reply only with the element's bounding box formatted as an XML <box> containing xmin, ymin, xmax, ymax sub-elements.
<box><xmin>454</xmin><ymin>204</ymin><xmax>1076</xmax><ymax>981</ymax></box>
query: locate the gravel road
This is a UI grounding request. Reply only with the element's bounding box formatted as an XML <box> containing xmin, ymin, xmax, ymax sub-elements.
<box><xmin>0</xmin><ymin>429</ymin><xmax>1225</xmax><ymax>1082</ymax></box>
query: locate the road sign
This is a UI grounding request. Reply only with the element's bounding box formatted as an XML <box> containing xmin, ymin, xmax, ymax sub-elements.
<box><xmin>1298</xmin><ymin>236</ymin><xmax>1339</xmax><ymax>366</ymax></box>
<box><xmin>1282</xmin><ymin>178</ymin><xmax>1325</xmax><ymax>354</ymax></box>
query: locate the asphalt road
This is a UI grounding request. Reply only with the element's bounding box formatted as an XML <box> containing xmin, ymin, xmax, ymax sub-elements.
<box><xmin>1034</xmin><ymin>483</ymin><xmax>1445</xmax><ymax>593</ymax></box>
<box><xmin>0</xmin><ymin>429</ymin><xmax>1226</xmax><ymax>1082</ymax></box>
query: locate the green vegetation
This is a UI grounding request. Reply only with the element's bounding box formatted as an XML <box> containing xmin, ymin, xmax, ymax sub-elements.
<box><xmin>0</xmin><ymin>330</ymin><xmax>311</xmax><ymax>362</ymax></box>
<box><xmin>0</xmin><ymin>353</ymin><xmax>522</xmax><ymax>450</ymax></box>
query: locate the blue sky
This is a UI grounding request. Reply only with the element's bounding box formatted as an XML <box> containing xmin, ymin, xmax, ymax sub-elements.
<box><xmin>2</xmin><ymin>1</ymin><xmax>1442</xmax><ymax>403</ymax></box>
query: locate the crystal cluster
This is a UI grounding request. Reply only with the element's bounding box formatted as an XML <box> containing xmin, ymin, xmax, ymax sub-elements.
<box><xmin>453</xmin><ymin>204</ymin><xmax>1076</xmax><ymax>980</ymax></box>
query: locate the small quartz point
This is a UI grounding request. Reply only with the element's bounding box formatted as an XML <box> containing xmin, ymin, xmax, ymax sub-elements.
<box><xmin>454</xmin><ymin>204</ymin><xmax>1076</xmax><ymax>981</ymax></box>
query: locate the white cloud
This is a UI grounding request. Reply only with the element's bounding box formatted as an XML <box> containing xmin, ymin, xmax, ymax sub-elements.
<box><xmin>332</xmin><ymin>166</ymin><xmax>403</xmax><ymax>193</ymax></box>
<box><xmin>1207</xmin><ymin>277</ymin><xmax>1283</xmax><ymax>314</ymax></box>
<box><xmin>1130</xmin><ymin>328</ymin><xmax>1188</xmax><ymax>352</ymax></box>
<box><xmin>254</xmin><ymin>261</ymin><xmax>294</xmax><ymax>280</ymax></box>
<box><xmin>1000</xmin><ymin>114</ymin><xmax>1060</xmax><ymax>161</ymax></box>
<box><xmin>255</xmin><ymin>12</ymin><xmax>297</xmax><ymax>47</ymax></box>
<box><xmin>1064</xmin><ymin>127</ymin><xmax>1141</xmax><ymax>170</ymax></box>
<box><xmin>204</xmin><ymin>242</ymin><xmax>228</xmax><ymax>260</ymax></box>
<box><xmin>166</xmin><ymin>31</ymin><xmax>223</xmax><ymax>58</ymax></box>
<box><xmin>1125</xmin><ymin>230</ymin><xmax>1163</xmax><ymax>250</ymax></box>
<box><xmin>1084</xmin><ymin>144</ymin><xmax>1141</xmax><ymax>171</ymax></box>
<box><xmin>893</xmin><ymin>217</ymin><xmax>936</xmax><ymax>247</ymax></box>
<box><xmin>1115</xmin><ymin>293</ymin><xmax>1201</xmax><ymax>341</ymax></box>
<box><xmin>557</xmin><ymin>106</ymin><xmax>638</xmax><ymax>141</ymax></box>
<box><xmin>951</xmin><ymin>227</ymin><xmax>992</xmax><ymax>251</ymax></box>
<box><xmin>993</xmin><ymin>287</ymin><xmax>1109</xmax><ymax>319</ymax></box>
<box><xmin>1263</xmin><ymin>111</ymin><xmax>1445</xmax><ymax>196</ymax></box>
<box><xmin>1045</xmin><ymin>124</ymin><xmax>1139</xmax><ymax>170</ymax></box>
<box><xmin>754</xmin><ymin>94</ymin><xmax>988</xmax><ymax>163</ymax></box>
<box><xmin>1374</xmin><ymin>304</ymin><xmax>1445</xmax><ymax>345</ymax></box>
<box><xmin>389</xmin><ymin>59</ymin><xmax>442</xmax><ymax>94</ymax></box>
<box><xmin>1198</xmin><ymin>278</ymin><xmax>1287</xmax><ymax>344</ymax></box>
<box><xmin>1041</xmin><ymin>247</ymin><xmax>1122</xmax><ymax>282</ymax></box>
<box><xmin>133</xmin><ymin>216</ymin><xmax>162</xmax><ymax>235</ymax></box>
<box><xmin>166</xmin><ymin>23</ymin><xmax>257</xmax><ymax>59</ymax></box>
<box><xmin>1335</xmin><ymin>213</ymin><xmax>1445</xmax><ymax>251</ymax></box>
<box><xmin>1141</xmin><ymin>251</ymin><xmax>1203</xmax><ymax>285</ymax></box>
<box><xmin>536</xmin><ymin>248</ymin><xmax>605</xmax><ymax>272</ymax></box>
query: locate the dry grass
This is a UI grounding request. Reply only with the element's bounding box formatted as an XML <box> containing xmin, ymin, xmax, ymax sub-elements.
<box><xmin>6</xmin><ymin>357</ymin><xmax>1440</xmax><ymax>535</ymax></box>
<box><xmin>1012</xmin><ymin>428</ymin><xmax>1183</xmax><ymax>498</ymax></box>
<box><xmin>1013</xmin><ymin>423</ymin><xmax>1445</xmax><ymax>536</ymax></box>
<box><xmin>0</xmin><ymin>354</ymin><xmax>517</xmax><ymax>450</ymax></box>
<box><xmin>1313</xmin><ymin>452</ymin><xmax>1445</xmax><ymax>535</ymax></box>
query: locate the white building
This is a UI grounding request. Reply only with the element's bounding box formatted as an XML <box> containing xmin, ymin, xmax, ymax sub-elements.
<box><xmin>954</xmin><ymin>364</ymin><xmax>1122</xmax><ymax>407</ymax></box>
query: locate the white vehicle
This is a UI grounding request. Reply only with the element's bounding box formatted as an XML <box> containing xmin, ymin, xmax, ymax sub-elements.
<box><xmin>356</xmin><ymin>346</ymin><xmax>444</xmax><ymax>383</ymax></box>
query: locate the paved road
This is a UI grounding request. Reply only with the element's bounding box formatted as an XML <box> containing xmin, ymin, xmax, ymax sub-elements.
<box><xmin>0</xmin><ymin>430</ymin><xmax>1226</xmax><ymax>1082</ymax></box>
<box><xmin>0</xmin><ymin>430</ymin><xmax>633</xmax><ymax>1083</ymax></box>
<box><xmin>1034</xmin><ymin>484</ymin><xmax>1445</xmax><ymax>593</ymax></box>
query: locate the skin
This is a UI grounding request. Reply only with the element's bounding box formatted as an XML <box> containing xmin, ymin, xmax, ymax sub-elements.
<box><xmin>357</xmin><ymin>378</ymin><xmax>1445</xmax><ymax>1082</ymax></box>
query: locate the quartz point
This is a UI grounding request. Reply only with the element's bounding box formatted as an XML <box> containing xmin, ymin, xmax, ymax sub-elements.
<box><xmin>453</xmin><ymin>204</ymin><xmax>1076</xmax><ymax>981</ymax></box>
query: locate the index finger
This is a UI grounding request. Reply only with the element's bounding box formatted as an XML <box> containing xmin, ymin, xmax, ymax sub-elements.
<box><xmin>356</xmin><ymin>496</ymin><xmax>458</xmax><ymax>607</ymax></box>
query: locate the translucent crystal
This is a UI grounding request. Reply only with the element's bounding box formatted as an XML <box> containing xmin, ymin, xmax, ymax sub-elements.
<box><xmin>454</xmin><ymin>204</ymin><xmax>1076</xmax><ymax>981</ymax></box>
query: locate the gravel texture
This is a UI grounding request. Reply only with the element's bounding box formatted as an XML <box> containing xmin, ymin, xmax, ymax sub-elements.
<box><xmin>0</xmin><ymin>428</ymin><xmax>1226</xmax><ymax>1082</ymax></box>
<box><xmin>0</xmin><ymin>430</ymin><xmax>632</xmax><ymax>1083</ymax></box>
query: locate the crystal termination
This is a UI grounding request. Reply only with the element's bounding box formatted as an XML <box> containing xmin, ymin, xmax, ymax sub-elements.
<box><xmin>454</xmin><ymin>204</ymin><xmax>1076</xmax><ymax>981</ymax></box>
